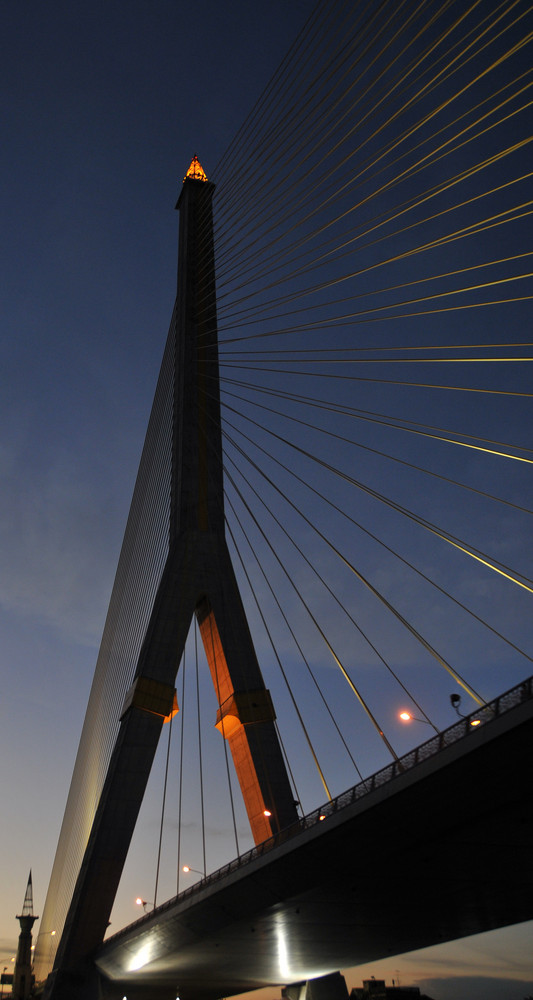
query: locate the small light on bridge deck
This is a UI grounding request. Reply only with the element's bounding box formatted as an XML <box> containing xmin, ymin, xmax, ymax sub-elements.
<box><xmin>135</xmin><ymin>897</ymin><xmax>153</xmax><ymax>911</ymax></box>
<box><xmin>263</xmin><ymin>809</ymin><xmax>272</xmax><ymax>817</ymax></box>
<box><xmin>451</xmin><ymin>692</ymin><xmax>483</xmax><ymax>727</ymax></box>
<box><xmin>319</xmin><ymin>814</ymin><xmax>326</xmax><ymax>821</ymax></box>
<box><xmin>399</xmin><ymin>710</ymin><xmax>432</xmax><ymax>725</ymax></box>
<box><xmin>182</xmin><ymin>865</ymin><xmax>206</xmax><ymax>877</ymax></box>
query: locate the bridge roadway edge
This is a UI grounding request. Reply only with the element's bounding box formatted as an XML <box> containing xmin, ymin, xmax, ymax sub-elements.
<box><xmin>93</xmin><ymin>694</ymin><xmax>533</xmax><ymax>1000</ymax></box>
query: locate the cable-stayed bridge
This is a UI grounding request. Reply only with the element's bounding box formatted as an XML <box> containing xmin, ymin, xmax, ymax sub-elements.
<box><xmin>32</xmin><ymin>2</ymin><xmax>532</xmax><ymax>998</ymax></box>
<box><xmin>93</xmin><ymin>680</ymin><xmax>533</xmax><ymax>1000</ymax></box>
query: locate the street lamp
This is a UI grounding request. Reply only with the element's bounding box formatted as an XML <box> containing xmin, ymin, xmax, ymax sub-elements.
<box><xmin>135</xmin><ymin>898</ymin><xmax>153</xmax><ymax>912</ymax></box>
<box><xmin>182</xmin><ymin>865</ymin><xmax>206</xmax><ymax>878</ymax></box>
<box><xmin>450</xmin><ymin>693</ymin><xmax>481</xmax><ymax>726</ymax></box>
<box><xmin>398</xmin><ymin>710</ymin><xmax>438</xmax><ymax>733</ymax></box>
<box><xmin>399</xmin><ymin>710</ymin><xmax>432</xmax><ymax>724</ymax></box>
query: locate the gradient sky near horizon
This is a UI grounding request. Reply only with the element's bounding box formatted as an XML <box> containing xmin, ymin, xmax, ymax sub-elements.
<box><xmin>1</xmin><ymin>2</ymin><xmax>532</xmax><ymax>998</ymax></box>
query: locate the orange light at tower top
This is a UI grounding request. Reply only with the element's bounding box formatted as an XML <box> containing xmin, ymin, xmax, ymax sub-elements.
<box><xmin>184</xmin><ymin>154</ymin><xmax>208</xmax><ymax>183</ymax></box>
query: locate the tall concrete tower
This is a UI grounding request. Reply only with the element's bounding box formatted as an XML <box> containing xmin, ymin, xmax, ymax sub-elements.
<box><xmin>171</xmin><ymin>155</ymin><xmax>299</xmax><ymax>842</ymax></box>
<box><xmin>13</xmin><ymin>872</ymin><xmax>38</xmax><ymax>1000</ymax></box>
<box><xmin>44</xmin><ymin>157</ymin><xmax>298</xmax><ymax>998</ymax></box>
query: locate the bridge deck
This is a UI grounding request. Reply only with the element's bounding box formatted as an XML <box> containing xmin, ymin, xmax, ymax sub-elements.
<box><xmin>94</xmin><ymin>679</ymin><xmax>533</xmax><ymax>1000</ymax></box>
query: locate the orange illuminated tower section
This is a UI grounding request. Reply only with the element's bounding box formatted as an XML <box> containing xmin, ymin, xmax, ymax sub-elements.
<box><xmin>171</xmin><ymin>155</ymin><xmax>298</xmax><ymax>842</ymax></box>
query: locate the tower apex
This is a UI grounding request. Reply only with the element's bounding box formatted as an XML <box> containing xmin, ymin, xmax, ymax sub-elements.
<box><xmin>183</xmin><ymin>154</ymin><xmax>208</xmax><ymax>183</ymax></box>
<box><xmin>17</xmin><ymin>871</ymin><xmax>35</xmax><ymax>919</ymax></box>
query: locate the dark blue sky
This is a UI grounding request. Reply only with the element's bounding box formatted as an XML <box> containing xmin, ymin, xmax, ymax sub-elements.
<box><xmin>1</xmin><ymin>2</ymin><xmax>531</xmax><ymax>997</ymax></box>
<box><xmin>1</xmin><ymin>0</ymin><xmax>314</xmax><ymax>960</ymax></box>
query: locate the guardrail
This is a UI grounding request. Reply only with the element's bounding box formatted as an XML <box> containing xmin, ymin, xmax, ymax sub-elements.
<box><xmin>104</xmin><ymin>673</ymin><xmax>533</xmax><ymax>942</ymax></box>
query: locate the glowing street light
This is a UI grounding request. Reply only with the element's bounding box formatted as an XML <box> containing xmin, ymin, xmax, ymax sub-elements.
<box><xmin>399</xmin><ymin>710</ymin><xmax>431</xmax><ymax>725</ymax></box>
<box><xmin>182</xmin><ymin>865</ymin><xmax>206</xmax><ymax>878</ymax></box>
<box><xmin>450</xmin><ymin>693</ymin><xmax>481</xmax><ymax>727</ymax></box>
<box><xmin>135</xmin><ymin>898</ymin><xmax>153</xmax><ymax>912</ymax></box>
<box><xmin>39</xmin><ymin>930</ymin><xmax>56</xmax><ymax>937</ymax></box>
<box><xmin>398</xmin><ymin>709</ymin><xmax>441</xmax><ymax>735</ymax></box>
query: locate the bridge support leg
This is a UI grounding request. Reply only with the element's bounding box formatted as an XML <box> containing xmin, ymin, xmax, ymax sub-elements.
<box><xmin>44</xmin><ymin>962</ymin><xmax>104</xmax><ymax>1000</ymax></box>
<box><xmin>197</xmin><ymin>589</ymin><xmax>298</xmax><ymax>844</ymax></box>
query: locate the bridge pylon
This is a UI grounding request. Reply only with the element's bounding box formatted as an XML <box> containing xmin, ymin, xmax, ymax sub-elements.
<box><xmin>44</xmin><ymin>157</ymin><xmax>298</xmax><ymax>999</ymax></box>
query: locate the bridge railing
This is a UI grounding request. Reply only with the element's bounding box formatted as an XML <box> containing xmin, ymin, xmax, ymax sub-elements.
<box><xmin>105</xmin><ymin>674</ymin><xmax>532</xmax><ymax>941</ymax></box>
<box><xmin>298</xmin><ymin>676</ymin><xmax>532</xmax><ymax>820</ymax></box>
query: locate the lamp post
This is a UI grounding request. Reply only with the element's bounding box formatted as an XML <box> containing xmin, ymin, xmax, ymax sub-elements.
<box><xmin>181</xmin><ymin>866</ymin><xmax>206</xmax><ymax>879</ymax></box>
<box><xmin>450</xmin><ymin>694</ymin><xmax>481</xmax><ymax>726</ymax></box>
<box><xmin>398</xmin><ymin>710</ymin><xmax>438</xmax><ymax>733</ymax></box>
<box><xmin>135</xmin><ymin>898</ymin><xmax>153</xmax><ymax>913</ymax></box>
<box><xmin>399</xmin><ymin>711</ymin><xmax>432</xmax><ymax>724</ymax></box>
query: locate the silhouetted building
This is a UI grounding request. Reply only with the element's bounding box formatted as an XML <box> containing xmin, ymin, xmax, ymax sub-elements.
<box><xmin>350</xmin><ymin>979</ymin><xmax>435</xmax><ymax>1000</ymax></box>
<box><xmin>13</xmin><ymin>872</ymin><xmax>38</xmax><ymax>1000</ymax></box>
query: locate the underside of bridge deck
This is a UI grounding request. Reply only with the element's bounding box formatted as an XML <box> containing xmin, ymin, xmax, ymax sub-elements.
<box><xmin>90</xmin><ymin>697</ymin><xmax>533</xmax><ymax>1000</ymax></box>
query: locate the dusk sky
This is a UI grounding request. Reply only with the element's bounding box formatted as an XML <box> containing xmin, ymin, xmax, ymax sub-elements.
<box><xmin>1</xmin><ymin>2</ymin><xmax>532</xmax><ymax>999</ymax></box>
